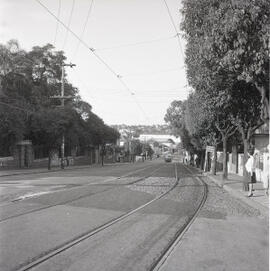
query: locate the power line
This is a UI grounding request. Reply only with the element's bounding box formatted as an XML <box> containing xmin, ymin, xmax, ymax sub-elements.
<box><xmin>76</xmin><ymin>86</ymin><xmax>186</xmax><ymax>93</ymax></box>
<box><xmin>96</xmin><ymin>35</ymin><xmax>176</xmax><ymax>51</ymax></box>
<box><xmin>62</xmin><ymin>0</ymin><xmax>75</xmax><ymax>50</ymax></box>
<box><xmin>123</xmin><ymin>66</ymin><xmax>184</xmax><ymax>77</ymax></box>
<box><xmin>34</xmin><ymin>0</ymin><xmax>130</xmax><ymax>93</ymax></box>
<box><xmin>73</xmin><ymin>0</ymin><xmax>94</xmax><ymax>58</ymax></box>
<box><xmin>34</xmin><ymin>0</ymin><xmax>149</xmax><ymax>122</ymax></box>
<box><xmin>163</xmin><ymin>0</ymin><xmax>184</xmax><ymax>60</ymax></box>
<box><xmin>53</xmin><ymin>0</ymin><xmax>61</xmax><ymax>47</ymax></box>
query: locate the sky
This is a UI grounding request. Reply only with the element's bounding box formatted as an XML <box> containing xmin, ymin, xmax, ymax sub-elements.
<box><xmin>0</xmin><ymin>0</ymin><xmax>189</xmax><ymax>125</ymax></box>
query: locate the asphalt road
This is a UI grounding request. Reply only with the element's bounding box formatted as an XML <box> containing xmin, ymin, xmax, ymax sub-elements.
<box><xmin>0</xmin><ymin>159</ymin><xmax>205</xmax><ymax>271</ymax></box>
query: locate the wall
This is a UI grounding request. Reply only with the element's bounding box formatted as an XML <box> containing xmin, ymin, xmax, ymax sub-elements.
<box><xmin>0</xmin><ymin>157</ymin><xmax>17</xmax><ymax>169</ymax></box>
<box><xmin>228</xmin><ymin>152</ymin><xmax>269</xmax><ymax>184</ymax></box>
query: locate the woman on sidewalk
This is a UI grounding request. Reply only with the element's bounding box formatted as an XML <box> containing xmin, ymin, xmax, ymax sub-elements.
<box><xmin>245</xmin><ymin>151</ymin><xmax>256</xmax><ymax>197</ymax></box>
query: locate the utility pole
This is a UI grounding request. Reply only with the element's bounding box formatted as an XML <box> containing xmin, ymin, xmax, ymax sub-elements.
<box><xmin>51</xmin><ymin>62</ymin><xmax>76</xmax><ymax>169</ymax></box>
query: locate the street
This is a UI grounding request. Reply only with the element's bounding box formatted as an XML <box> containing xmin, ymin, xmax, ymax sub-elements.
<box><xmin>0</xmin><ymin>1</ymin><xmax>269</xmax><ymax>270</ymax></box>
<box><xmin>0</xmin><ymin>159</ymin><xmax>267</xmax><ymax>271</ymax></box>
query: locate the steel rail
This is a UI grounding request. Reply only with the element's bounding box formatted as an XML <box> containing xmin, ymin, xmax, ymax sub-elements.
<box><xmin>0</xmin><ymin>164</ymin><xmax>163</xmax><ymax>223</ymax></box>
<box><xmin>0</xmin><ymin>162</ymin><xmax>155</xmax><ymax>179</ymax></box>
<box><xmin>16</xmin><ymin>163</ymin><xmax>179</xmax><ymax>271</ymax></box>
<box><xmin>149</xmin><ymin>164</ymin><xmax>208</xmax><ymax>271</ymax></box>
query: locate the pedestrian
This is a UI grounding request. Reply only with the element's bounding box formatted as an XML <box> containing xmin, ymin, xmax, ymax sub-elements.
<box><xmin>194</xmin><ymin>153</ymin><xmax>198</xmax><ymax>167</ymax></box>
<box><xmin>245</xmin><ymin>150</ymin><xmax>256</xmax><ymax>197</ymax></box>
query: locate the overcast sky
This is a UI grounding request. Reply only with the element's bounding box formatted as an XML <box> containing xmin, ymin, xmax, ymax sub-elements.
<box><xmin>0</xmin><ymin>0</ymin><xmax>188</xmax><ymax>125</ymax></box>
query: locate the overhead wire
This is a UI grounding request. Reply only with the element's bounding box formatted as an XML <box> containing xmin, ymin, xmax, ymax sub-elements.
<box><xmin>35</xmin><ymin>0</ymin><xmax>130</xmax><ymax>93</ymax></box>
<box><xmin>62</xmin><ymin>0</ymin><xmax>75</xmax><ymax>50</ymax></box>
<box><xmin>96</xmin><ymin>35</ymin><xmax>176</xmax><ymax>51</ymax></box>
<box><xmin>123</xmin><ymin>66</ymin><xmax>184</xmax><ymax>77</ymax></box>
<box><xmin>82</xmin><ymin>86</ymin><xmax>186</xmax><ymax>93</ymax></box>
<box><xmin>34</xmin><ymin>0</ymin><xmax>150</xmax><ymax>122</ymax></box>
<box><xmin>73</xmin><ymin>0</ymin><xmax>94</xmax><ymax>59</ymax></box>
<box><xmin>162</xmin><ymin>0</ymin><xmax>184</xmax><ymax>60</ymax></box>
<box><xmin>53</xmin><ymin>0</ymin><xmax>61</xmax><ymax>47</ymax></box>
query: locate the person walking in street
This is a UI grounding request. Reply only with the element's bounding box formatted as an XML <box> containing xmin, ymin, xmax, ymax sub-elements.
<box><xmin>245</xmin><ymin>150</ymin><xmax>256</xmax><ymax>197</ymax></box>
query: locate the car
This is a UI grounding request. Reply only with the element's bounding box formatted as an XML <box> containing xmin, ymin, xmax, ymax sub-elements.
<box><xmin>164</xmin><ymin>153</ymin><xmax>172</xmax><ymax>162</ymax></box>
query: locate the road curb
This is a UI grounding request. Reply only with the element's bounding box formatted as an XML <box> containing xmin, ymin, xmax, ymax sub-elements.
<box><xmin>206</xmin><ymin>174</ymin><xmax>268</xmax><ymax>217</ymax></box>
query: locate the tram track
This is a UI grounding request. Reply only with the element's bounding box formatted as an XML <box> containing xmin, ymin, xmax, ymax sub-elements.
<box><xmin>0</xmin><ymin>164</ymin><xmax>164</xmax><ymax>223</ymax></box>
<box><xmin>0</xmin><ymin>162</ymin><xmax>152</xmax><ymax>179</ymax></box>
<box><xmin>15</xmin><ymin>163</ymin><xmax>179</xmax><ymax>271</ymax></box>
<box><xmin>149</xmin><ymin>164</ymin><xmax>208</xmax><ymax>271</ymax></box>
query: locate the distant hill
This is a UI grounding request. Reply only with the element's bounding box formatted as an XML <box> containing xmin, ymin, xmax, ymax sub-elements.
<box><xmin>111</xmin><ymin>124</ymin><xmax>173</xmax><ymax>137</ymax></box>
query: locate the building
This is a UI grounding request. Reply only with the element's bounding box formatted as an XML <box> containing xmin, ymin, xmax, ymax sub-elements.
<box><xmin>138</xmin><ymin>134</ymin><xmax>181</xmax><ymax>154</ymax></box>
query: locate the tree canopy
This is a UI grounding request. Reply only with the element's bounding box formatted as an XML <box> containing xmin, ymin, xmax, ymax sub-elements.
<box><xmin>165</xmin><ymin>0</ymin><xmax>268</xmax><ymax>182</ymax></box>
<box><xmin>0</xmin><ymin>40</ymin><xmax>119</xmax><ymax>157</ymax></box>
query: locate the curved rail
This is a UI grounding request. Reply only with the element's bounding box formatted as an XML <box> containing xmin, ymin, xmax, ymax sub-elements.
<box><xmin>0</xmin><ymin>164</ymin><xmax>164</xmax><ymax>223</ymax></box>
<box><xmin>149</xmin><ymin>164</ymin><xmax>208</xmax><ymax>271</ymax></box>
<box><xmin>16</xmin><ymin>164</ymin><xmax>179</xmax><ymax>271</ymax></box>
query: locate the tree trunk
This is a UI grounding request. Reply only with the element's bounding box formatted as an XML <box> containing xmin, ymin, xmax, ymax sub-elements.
<box><xmin>101</xmin><ymin>148</ymin><xmax>104</xmax><ymax>167</ymax></box>
<box><xmin>47</xmin><ymin>149</ymin><xmax>51</xmax><ymax>170</ymax></box>
<box><xmin>112</xmin><ymin>146</ymin><xmax>115</xmax><ymax>163</ymax></box>
<box><xmin>221</xmin><ymin>136</ymin><xmax>228</xmax><ymax>185</ymax></box>
<box><xmin>200</xmin><ymin>150</ymin><xmax>205</xmax><ymax>170</ymax></box>
<box><xmin>211</xmin><ymin>146</ymin><xmax>217</xmax><ymax>175</ymax></box>
<box><xmin>255</xmin><ymin>83</ymin><xmax>269</xmax><ymax>121</ymax></box>
<box><xmin>242</xmin><ymin>138</ymin><xmax>250</xmax><ymax>191</ymax></box>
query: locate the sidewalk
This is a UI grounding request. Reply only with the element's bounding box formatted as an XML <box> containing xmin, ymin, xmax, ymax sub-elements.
<box><xmin>205</xmin><ymin>171</ymin><xmax>269</xmax><ymax>217</ymax></box>
<box><xmin>158</xmin><ymin>168</ymin><xmax>268</xmax><ymax>271</ymax></box>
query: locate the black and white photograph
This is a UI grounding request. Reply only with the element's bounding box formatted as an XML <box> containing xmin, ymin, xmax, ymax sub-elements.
<box><xmin>0</xmin><ymin>0</ymin><xmax>269</xmax><ymax>270</ymax></box>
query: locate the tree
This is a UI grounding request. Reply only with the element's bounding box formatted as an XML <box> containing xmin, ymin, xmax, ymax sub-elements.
<box><xmin>216</xmin><ymin>0</ymin><xmax>270</xmax><ymax>121</ymax></box>
<box><xmin>181</xmin><ymin>0</ymin><xmax>266</xmax><ymax>181</ymax></box>
<box><xmin>164</xmin><ymin>100</ymin><xmax>194</xmax><ymax>152</ymax></box>
<box><xmin>182</xmin><ymin>0</ymin><xmax>269</xmax><ymax>121</ymax></box>
<box><xmin>0</xmin><ymin>105</ymin><xmax>26</xmax><ymax>156</ymax></box>
<box><xmin>132</xmin><ymin>139</ymin><xmax>143</xmax><ymax>156</ymax></box>
<box><xmin>0</xmin><ymin>40</ymin><xmax>120</xmax><ymax>168</ymax></box>
<box><xmin>185</xmin><ymin>92</ymin><xmax>219</xmax><ymax>173</ymax></box>
<box><xmin>230</xmin><ymin>81</ymin><xmax>263</xmax><ymax>190</ymax></box>
<box><xmin>28</xmin><ymin>107</ymin><xmax>83</xmax><ymax>169</ymax></box>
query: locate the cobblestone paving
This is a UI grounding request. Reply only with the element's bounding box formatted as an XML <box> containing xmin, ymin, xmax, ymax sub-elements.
<box><xmin>127</xmin><ymin>177</ymin><xmax>175</xmax><ymax>196</ymax></box>
<box><xmin>127</xmin><ymin>176</ymin><xmax>206</xmax><ymax>216</ymax></box>
<box><xmin>165</xmin><ymin>177</ymin><xmax>203</xmax><ymax>202</ymax></box>
<box><xmin>200</xmin><ymin>177</ymin><xmax>261</xmax><ymax>219</ymax></box>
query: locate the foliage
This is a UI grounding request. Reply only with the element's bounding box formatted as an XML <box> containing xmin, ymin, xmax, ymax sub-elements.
<box><xmin>230</xmin><ymin>81</ymin><xmax>263</xmax><ymax>139</ymax></box>
<box><xmin>179</xmin><ymin>0</ymin><xmax>269</xmax><ymax>180</ymax></box>
<box><xmin>181</xmin><ymin>0</ymin><xmax>269</xmax><ymax>120</ymax></box>
<box><xmin>0</xmin><ymin>40</ymin><xmax>119</xmax><ymax>157</ymax></box>
<box><xmin>164</xmin><ymin>100</ymin><xmax>195</xmax><ymax>152</ymax></box>
<box><xmin>131</xmin><ymin>139</ymin><xmax>143</xmax><ymax>156</ymax></box>
<box><xmin>111</xmin><ymin>124</ymin><xmax>171</xmax><ymax>136</ymax></box>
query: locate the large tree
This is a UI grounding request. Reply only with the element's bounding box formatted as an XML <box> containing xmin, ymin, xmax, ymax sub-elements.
<box><xmin>230</xmin><ymin>81</ymin><xmax>263</xmax><ymax>189</ymax></box>
<box><xmin>182</xmin><ymin>0</ymin><xmax>269</xmax><ymax>121</ymax></box>
<box><xmin>164</xmin><ymin>100</ymin><xmax>195</xmax><ymax>153</ymax></box>
<box><xmin>0</xmin><ymin>40</ymin><xmax>120</xmax><ymax>165</ymax></box>
<box><xmin>181</xmin><ymin>0</ymin><xmax>266</xmax><ymax>182</ymax></box>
